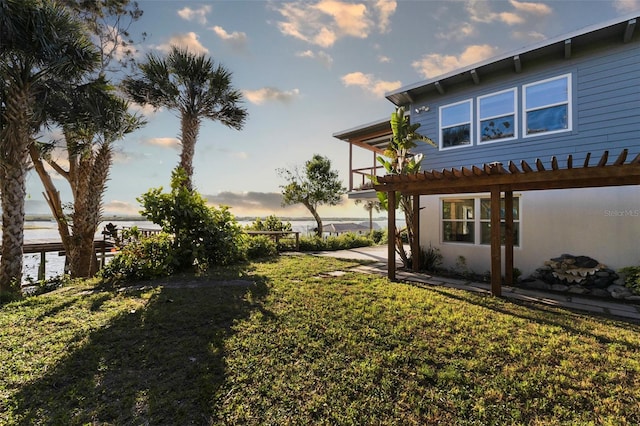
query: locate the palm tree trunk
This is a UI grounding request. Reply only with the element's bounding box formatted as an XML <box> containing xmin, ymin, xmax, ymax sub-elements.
<box><xmin>179</xmin><ymin>114</ymin><xmax>201</xmax><ymax>190</ymax></box>
<box><xmin>0</xmin><ymin>84</ymin><xmax>31</xmax><ymax>290</ymax></box>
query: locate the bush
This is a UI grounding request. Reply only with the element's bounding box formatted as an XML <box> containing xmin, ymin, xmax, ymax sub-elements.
<box><xmin>246</xmin><ymin>235</ymin><xmax>278</xmax><ymax>259</ymax></box>
<box><xmin>419</xmin><ymin>244</ymin><xmax>443</xmax><ymax>272</ymax></box>
<box><xmin>137</xmin><ymin>168</ymin><xmax>246</xmax><ymax>273</ymax></box>
<box><xmin>299</xmin><ymin>233</ymin><xmax>373</xmax><ymax>252</ymax></box>
<box><xmin>619</xmin><ymin>266</ymin><xmax>640</xmax><ymax>295</ymax></box>
<box><xmin>99</xmin><ymin>233</ymin><xmax>176</xmax><ymax>282</ymax></box>
<box><xmin>246</xmin><ymin>215</ymin><xmax>292</xmax><ymax>232</ymax></box>
<box><xmin>369</xmin><ymin>229</ymin><xmax>387</xmax><ymax>245</ymax></box>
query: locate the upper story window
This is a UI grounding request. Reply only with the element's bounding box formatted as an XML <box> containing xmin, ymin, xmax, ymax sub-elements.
<box><xmin>439</xmin><ymin>99</ymin><xmax>472</xmax><ymax>150</ymax></box>
<box><xmin>478</xmin><ymin>88</ymin><xmax>516</xmax><ymax>144</ymax></box>
<box><xmin>523</xmin><ymin>74</ymin><xmax>571</xmax><ymax>137</ymax></box>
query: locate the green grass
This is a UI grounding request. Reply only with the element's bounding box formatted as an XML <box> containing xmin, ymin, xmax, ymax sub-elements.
<box><xmin>1</xmin><ymin>255</ymin><xmax>639</xmax><ymax>425</ymax></box>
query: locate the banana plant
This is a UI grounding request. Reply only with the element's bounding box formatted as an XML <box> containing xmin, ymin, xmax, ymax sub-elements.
<box><xmin>371</xmin><ymin>106</ymin><xmax>435</xmax><ymax>268</ymax></box>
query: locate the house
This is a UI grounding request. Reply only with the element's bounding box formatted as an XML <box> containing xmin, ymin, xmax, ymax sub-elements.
<box><xmin>334</xmin><ymin>14</ymin><xmax>640</xmax><ymax>281</ymax></box>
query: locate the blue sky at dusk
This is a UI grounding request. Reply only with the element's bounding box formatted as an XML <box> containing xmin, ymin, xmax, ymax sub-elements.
<box><xmin>25</xmin><ymin>0</ymin><xmax>640</xmax><ymax>218</ymax></box>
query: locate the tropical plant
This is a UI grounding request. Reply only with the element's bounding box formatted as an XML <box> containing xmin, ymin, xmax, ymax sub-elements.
<box><xmin>374</xmin><ymin>107</ymin><xmax>435</xmax><ymax>267</ymax></box>
<box><xmin>246</xmin><ymin>215</ymin><xmax>292</xmax><ymax>232</ymax></box>
<box><xmin>0</xmin><ymin>0</ymin><xmax>99</xmax><ymax>290</ymax></box>
<box><xmin>122</xmin><ymin>46</ymin><xmax>248</xmax><ymax>190</ymax></box>
<box><xmin>278</xmin><ymin>154</ymin><xmax>346</xmax><ymax>237</ymax></box>
<box><xmin>354</xmin><ymin>199</ymin><xmax>382</xmax><ymax>232</ymax></box>
<box><xmin>137</xmin><ymin>168</ymin><xmax>246</xmax><ymax>272</ymax></box>
<box><xmin>30</xmin><ymin>78</ymin><xmax>144</xmax><ymax>278</ymax></box>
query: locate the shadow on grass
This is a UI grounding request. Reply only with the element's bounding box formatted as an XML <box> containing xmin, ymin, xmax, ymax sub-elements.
<box><xmin>10</xmin><ymin>269</ymin><xmax>271</xmax><ymax>425</ymax></box>
<box><xmin>421</xmin><ymin>284</ymin><xmax>640</xmax><ymax>349</ymax></box>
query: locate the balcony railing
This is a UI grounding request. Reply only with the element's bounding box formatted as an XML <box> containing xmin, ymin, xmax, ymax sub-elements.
<box><xmin>350</xmin><ymin>165</ymin><xmax>384</xmax><ymax>191</ymax></box>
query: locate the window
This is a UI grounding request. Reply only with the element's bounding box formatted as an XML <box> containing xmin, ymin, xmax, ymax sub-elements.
<box><xmin>478</xmin><ymin>88</ymin><xmax>516</xmax><ymax>143</ymax></box>
<box><xmin>480</xmin><ymin>198</ymin><xmax>520</xmax><ymax>246</ymax></box>
<box><xmin>523</xmin><ymin>74</ymin><xmax>571</xmax><ymax>136</ymax></box>
<box><xmin>440</xmin><ymin>100</ymin><xmax>472</xmax><ymax>149</ymax></box>
<box><xmin>442</xmin><ymin>199</ymin><xmax>475</xmax><ymax>243</ymax></box>
<box><xmin>442</xmin><ymin>197</ymin><xmax>520</xmax><ymax>246</ymax></box>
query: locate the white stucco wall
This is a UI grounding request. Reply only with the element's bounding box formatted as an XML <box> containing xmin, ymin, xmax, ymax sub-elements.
<box><xmin>419</xmin><ymin>185</ymin><xmax>640</xmax><ymax>277</ymax></box>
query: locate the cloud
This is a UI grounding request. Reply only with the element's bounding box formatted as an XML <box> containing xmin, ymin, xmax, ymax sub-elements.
<box><xmin>377</xmin><ymin>55</ymin><xmax>391</xmax><ymax>63</ymax></box>
<box><xmin>274</xmin><ymin>0</ymin><xmax>397</xmax><ymax>47</ymax></box>
<box><xmin>512</xmin><ymin>30</ymin><xmax>547</xmax><ymax>42</ymax></box>
<box><xmin>412</xmin><ymin>44</ymin><xmax>497</xmax><ymax>79</ymax></box>
<box><xmin>296</xmin><ymin>49</ymin><xmax>334</xmax><ymax>68</ymax></box>
<box><xmin>437</xmin><ymin>22</ymin><xmax>476</xmax><ymax>40</ymax></box>
<box><xmin>375</xmin><ymin>0</ymin><xmax>397</xmax><ymax>33</ymax></box>
<box><xmin>103</xmin><ymin>200</ymin><xmax>140</xmax><ymax>216</ymax></box>
<box><xmin>177</xmin><ymin>5</ymin><xmax>212</xmax><ymax>25</ymax></box>
<box><xmin>128</xmin><ymin>102</ymin><xmax>158</xmax><ymax>118</ymax></box>
<box><xmin>210</xmin><ymin>25</ymin><xmax>248</xmax><ymax>51</ymax></box>
<box><xmin>154</xmin><ymin>32</ymin><xmax>209</xmax><ymax>55</ymax></box>
<box><xmin>203</xmin><ymin>191</ymin><xmax>312</xmax><ymax>216</ymax></box>
<box><xmin>614</xmin><ymin>0</ymin><xmax>640</xmax><ymax>11</ymax></box>
<box><xmin>243</xmin><ymin>87</ymin><xmax>300</xmax><ymax>105</ymax></box>
<box><xmin>340</xmin><ymin>71</ymin><xmax>401</xmax><ymax>97</ymax></box>
<box><xmin>466</xmin><ymin>0</ymin><xmax>550</xmax><ymax>26</ymax></box>
<box><xmin>509</xmin><ymin>0</ymin><xmax>552</xmax><ymax>15</ymax></box>
<box><xmin>142</xmin><ymin>137</ymin><xmax>181</xmax><ymax>150</ymax></box>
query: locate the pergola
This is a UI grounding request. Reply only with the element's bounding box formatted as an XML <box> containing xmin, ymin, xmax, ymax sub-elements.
<box><xmin>373</xmin><ymin>149</ymin><xmax>640</xmax><ymax>296</ymax></box>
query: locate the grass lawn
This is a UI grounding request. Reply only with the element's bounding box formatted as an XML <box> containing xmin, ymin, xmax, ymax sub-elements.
<box><xmin>1</xmin><ymin>255</ymin><xmax>639</xmax><ymax>425</ymax></box>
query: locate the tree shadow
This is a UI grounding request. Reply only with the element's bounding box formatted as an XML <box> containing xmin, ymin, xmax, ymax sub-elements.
<box><xmin>10</xmin><ymin>273</ymin><xmax>271</xmax><ymax>424</ymax></box>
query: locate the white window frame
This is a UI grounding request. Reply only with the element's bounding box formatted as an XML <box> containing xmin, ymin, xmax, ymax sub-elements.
<box><xmin>441</xmin><ymin>196</ymin><xmax>521</xmax><ymax>247</ymax></box>
<box><xmin>522</xmin><ymin>73</ymin><xmax>572</xmax><ymax>138</ymax></box>
<box><xmin>439</xmin><ymin>99</ymin><xmax>473</xmax><ymax>150</ymax></box>
<box><xmin>477</xmin><ymin>88</ymin><xmax>517</xmax><ymax>144</ymax></box>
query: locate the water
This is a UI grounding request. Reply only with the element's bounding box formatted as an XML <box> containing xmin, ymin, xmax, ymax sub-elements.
<box><xmin>15</xmin><ymin>218</ymin><xmax>396</xmax><ymax>282</ymax></box>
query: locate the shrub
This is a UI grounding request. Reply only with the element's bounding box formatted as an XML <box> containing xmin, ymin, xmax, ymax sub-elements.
<box><xmin>419</xmin><ymin>244</ymin><xmax>443</xmax><ymax>272</ymax></box>
<box><xmin>246</xmin><ymin>235</ymin><xmax>278</xmax><ymax>259</ymax></box>
<box><xmin>99</xmin><ymin>233</ymin><xmax>176</xmax><ymax>282</ymax></box>
<box><xmin>246</xmin><ymin>215</ymin><xmax>292</xmax><ymax>232</ymax></box>
<box><xmin>619</xmin><ymin>266</ymin><xmax>640</xmax><ymax>295</ymax></box>
<box><xmin>369</xmin><ymin>229</ymin><xmax>386</xmax><ymax>245</ymax></box>
<box><xmin>137</xmin><ymin>168</ymin><xmax>246</xmax><ymax>272</ymax></box>
<box><xmin>299</xmin><ymin>233</ymin><xmax>373</xmax><ymax>252</ymax></box>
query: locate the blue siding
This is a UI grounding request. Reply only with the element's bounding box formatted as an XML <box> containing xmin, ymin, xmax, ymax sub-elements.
<box><xmin>411</xmin><ymin>42</ymin><xmax>640</xmax><ymax>171</ymax></box>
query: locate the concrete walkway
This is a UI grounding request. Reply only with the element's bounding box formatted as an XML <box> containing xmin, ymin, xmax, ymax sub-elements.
<box><xmin>311</xmin><ymin>246</ymin><xmax>640</xmax><ymax>322</ymax></box>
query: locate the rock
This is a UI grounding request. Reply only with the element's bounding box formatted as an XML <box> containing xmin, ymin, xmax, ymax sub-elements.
<box><xmin>596</xmin><ymin>271</ymin><xmax>610</xmax><ymax>278</ymax></box>
<box><xmin>551</xmin><ymin>284</ymin><xmax>569</xmax><ymax>292</ymax></box>
<box><xmin>524</xmin><ymin>280</ymin><xmax>551</xmax><ymax>290</ymax></box>
<box><xmin>590</xmin><ymin>289</ymin><xmax>611</xmax><ymax>298</ymax></box>
<box><xmin>607</xmin><ymin>284</ymin><xmax>628</xmax><ymax>293</ymax></box>
<box><xmin>625</xmin><ymin>295</ymin><xmax>640</xmax><ymax>302</ymax></box>
<box><xmin>574</xmin><ymin>255</ymin><xmax>599</xmax><ymax>269</ymax></box>
<box><xmin>611</xmin><ymin>287</ymin><xmax>633</xmax><ymax>299</ymax></box>
<box><xmin>568</xmin><ymin>286</ymin><xmax>590</xmax><ymax>294</ymax></box>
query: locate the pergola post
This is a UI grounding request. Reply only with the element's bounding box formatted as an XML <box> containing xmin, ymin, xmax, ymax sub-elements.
<box><xmin>387</xmin><ymin>190</ymin><xmax>396</xmax><ymax>281</ymax></box>
<box><xmin>490</xmin><ymin>186</ymin><xmax>502</xmax><ymax>296</ymax></box>
<box><xmin>412</xmin><ymin>194</ymin><xmax>420</xmax><ymax>272</ymax></box>
<box><xmin>504</xmin><ymin>190</ymin><xmax>514</xmax><ymax>286</ymax></box>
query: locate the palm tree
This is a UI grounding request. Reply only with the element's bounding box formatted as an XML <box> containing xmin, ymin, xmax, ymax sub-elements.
<box><xmin>30</xmin><ymin>78</ymin><xmax>143</xmax><ymax>278</ymax></box>
<box><xmin>0</xmin><ymin>0</ymin><xmax>99</xmax><ymax>289</ymax></box>
<box><xmin>122</xmin><ymin>46</ymin><xmax>248</xmax><ymax>190</ymax></box>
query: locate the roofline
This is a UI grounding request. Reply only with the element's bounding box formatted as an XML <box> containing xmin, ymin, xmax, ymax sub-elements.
<box><xmin>332</xmin><ymin>116</ymin><xmax>390</xmax><ymax>141</ymax></box>
<box><xmin>385</xmin><ymin>12</ymin><xmax>640</xmax><ymax>105</ymax></box>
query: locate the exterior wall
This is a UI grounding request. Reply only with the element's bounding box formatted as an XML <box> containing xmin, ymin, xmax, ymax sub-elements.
<box><xmin>419</xmin><ymin>186</ymin><xmax>640</xmax><ymax>277</ymax></box>
<box><xmin>409</xmin><ymin>39</ymin><xmax>640</xmax><ymax>170</ymax></box>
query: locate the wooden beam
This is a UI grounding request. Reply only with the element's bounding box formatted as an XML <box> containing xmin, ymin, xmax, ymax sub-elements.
<box><xmin>490</xmin><ymin>187</ymin><xmax>502</xmax><ymax>297</ymax></box>
<box><xmin>412</xmin><ymin>195</ymin><xmax>420</xmax><ymax>272</ymax></box>
<box><xmin>564</xmin><ymin>39</ymin><xmax>572</xmax><ymax>59</ymax></box>
<box><xmin>513</xmin><ymin>55</ymin><xmax>522</xmax><ymax>73</ymax></box>
<box><xmin>624</xmin><ymin>18</ymin><xmax>637</xmax><ymax>43</ymax></box>
<box><xmin>504</xmin><ymin>190</ymin><xmax>514</xmax><ymax>286</ymax></box>
<box><xmin>584</xmin><ymin>152</ymin><xmax>591</xmax><ymax>167</ymax></box>
<box><xmin>388</xmin><ymin>190</ymin><xmax>396</xmax><ymax>281</ymax></box>
<box><xmin>508</xmin><ymin>161</ymin><xmax>521</xmax><ymax>174</ymax></box>
<box><xmin>614</xmin><ymin>149</ymin><xmax>628</xmax><ymax>166</ymax></box>
<box><xmin>536</xmin><ymin>159</ymin><xmax>546</xmax><ymax>171</ymax></box>
<box><xmin>521</xmin><ymin>160</ymin><xmax>533</xmax><ymax>173</ymax></box>
<box><xmin>551</xmin><ymin>156</ymin><xmax>559</xmax><ymax>170</ymax></box>
<box><xmin>567</xmin><ymin>154</ymin><xmax>573</xmax><ymax>169</ymax></box>
<box><xmin>470</xmin><ymin>69</ymin><xmax>480</xmax><ymax>84</ymax></box>
<box><xmin>597</xmin><ymin>150</ymin><xmax>609</xmax><ymax>167</ymax></box>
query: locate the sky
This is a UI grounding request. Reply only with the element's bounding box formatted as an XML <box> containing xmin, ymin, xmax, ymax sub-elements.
<box><xmin>25</xmin><ymin>0</ymin><xmax>640</xmax><ymax>219</ymax></box>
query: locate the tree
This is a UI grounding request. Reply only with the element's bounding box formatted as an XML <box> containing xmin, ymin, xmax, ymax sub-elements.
<box><xmin>30</xmin><ymin>78</ymin><xmax>143</xmax><ymax>278</ymax></box>
<box><xmin>375</xmin><ymin>107</ymin><xmax>435</xmax><ymax>267</ymax></box>
<box><xmin>278</xmin><ymin>154</ymin><xmax>345</xmax><ymax>237</ymax></box>
<box><xmin>0</xmin><ymin>0</ymin><xmax>99</xmax><ymax>289</ymax></box>
<box><xmin>122</xmin><ymin>46</ymin><xmax>248</xmax><ymax>190</ymax></box>
<box><xmin>355</xmin><ymin>199</ymin><xmax>382</xmax><ymax>232</ymax></box>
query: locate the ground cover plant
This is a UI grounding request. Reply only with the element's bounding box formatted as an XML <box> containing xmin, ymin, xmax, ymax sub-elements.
<box><xmin>1</xmin><ymin>256</ymin><xmax>639</xmax><ymax>424</ymax></box>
